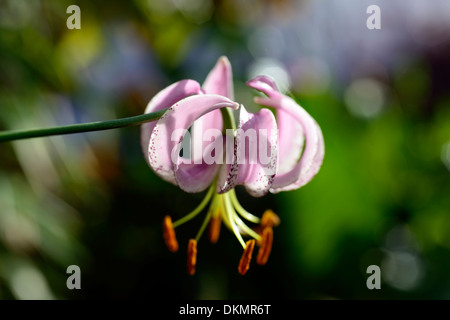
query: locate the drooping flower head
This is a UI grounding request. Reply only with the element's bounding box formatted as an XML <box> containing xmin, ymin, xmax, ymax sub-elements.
<box><xmin>141</xmin><ymin>57</ymin><xmax>324</xmax><ymax>275</ymax></box>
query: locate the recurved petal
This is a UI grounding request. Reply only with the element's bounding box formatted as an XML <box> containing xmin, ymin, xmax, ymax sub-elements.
<box><xmin>149</xmin><ymin>94</ymin><xmax>239</xmax><ymax>191</ymax></box>
<box><xmin>276</xmin><ymin>108</ymin><xmax>304</xmax><ymax>175</ymax></box>
<box><xmin>246</xmin><ymin>75</ymin><xmax>279</xmax><ymax>98</ymax></box>
<box><xmin>202</xmin><ymin>56</ymin><xmax>234</xmax><ymax>99</ymax></box>
<box><xmin>247</xmin><ymin>75</ymin><xmax>303</xmax><ymax>175</ymax></box>
<box><xmin>141</xmin><ymin>80</ymin><xmax>202</xmax><ymax>165</ymax></box>
<box><xmin>217</xmin><ymin>106</ymin><xmax>278</xmax><ymax>197</ymax></box>
<box><xmin>190</xmin><ymin>110</ymin><xmax>223</xmax><ymax>164</ymax></box>
<box><xmin>247</xmin><ymin>76</ymin><xmax>324</xmax><ymax>193</ymax></box>
<box><xmin>175</xmin><ymin>160</ymin><xmax>221</xmax><ymax>193</ymax></box>
<box><xmin>188</xmin><ymin>56</ymin><xmax>233</xmax><ymax>170</ymax></box>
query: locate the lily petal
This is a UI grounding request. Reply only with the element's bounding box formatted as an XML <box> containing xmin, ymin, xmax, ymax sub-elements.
<box><xmin>277</xmin><ymin>109</ymin><xmax>304</xmax><ymax>175</ymax></box>
<box><xmin>175</xmin><ymin>160</ymin><xmax>221</xmax><ymax>193</ymax></box>
<box><xmin>202</xmin><ymin>56</ymin><xmax>234</xmax><ymax>99</ymax></box>
<box><xmin>141</xmin><ymin>80</ymin><xmax>202</xmax><ymax>165</ymax></box>
<box><xmin>247</xmin><ymin>76</ymin><xmax>324</xmax><ymax>193</ymax></box>
<box><xmin>217</xmin><ymin>106</ymin><xmax>278</xmax><ymax>197</ymax></box>
<box><xmin>149</xmin><ymin>94</ymin><xmax>239</xmax><ymax>191</ymax></box>
<box><xmin>190</xmin><ymin>56</ymin><xmax>233</xmax><ymax>164</ymax></box>
<box><xmin>246</xmin><ymin>76</ymin><xmax>305</xmax><ymax>175</ymax></box>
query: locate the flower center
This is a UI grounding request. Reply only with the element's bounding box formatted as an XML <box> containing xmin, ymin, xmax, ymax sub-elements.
<box><xmin>162</xmin><ymin>183</ymin><xmax>280</xmax><ymax>275</ymax></box>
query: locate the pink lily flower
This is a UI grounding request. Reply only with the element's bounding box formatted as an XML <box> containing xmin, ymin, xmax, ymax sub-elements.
<box><xmin>141</xmin><ymin>57</ymin><xmax>324</xmax><ymax>275</ymax></box>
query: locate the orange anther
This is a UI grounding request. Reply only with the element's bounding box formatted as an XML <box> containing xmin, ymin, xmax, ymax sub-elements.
<box><xmin>238</xmin><ymin>239</ymin><xmax>256</xmax><ymax>275</ymax></box>
<box><xmin>162</xmin><ymin>215</ymin><xmax>179</xmax><ymax>252</ymax></box>
<box><xmin>261</xmin><ymin>210</ymin><xmax>280</xmax><ymax>228</ymax></box>
<box><xmin>256</xmin><ymin>227</ymin><xmax>273</xmax><ymax>266</ymax></box>
<box><xmin>208</xmin><ymin>213</ymin><xmax>222</xmax><ymax>244</ymax></box>
<box><xmin>187</xmin><ymin>239</ymin><xmax>198</xmax><ymax>276</ymax></box>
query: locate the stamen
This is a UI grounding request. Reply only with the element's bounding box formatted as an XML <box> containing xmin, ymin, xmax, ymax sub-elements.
<box><xmin>229</xmin><ymin>189</ymin><xmax>260</xmax><ymax>224</ymax></box>
<box><xmin>238</xmin><ymin>239</ymin><xmax>256</xmax><ymax>275</ymax></box>
<box><xmin>187</xmin><ymin>239</ymin><xmax>197</xmax><ymax>276</ymax></box>
<box><xmin>261</xmin><ymin>209</ymin><xmax>280</xmax><ymax>228</ymax></box>
<box><xmin>208</xmin><ymin>210</ymin><xmax>221</xmax><ymax>244</ymax></box>
<box><xmin>256</xmin><ymin>226</ymin><xmax>273</xmax><ymax>266</ymax></box>
<box><xmin>194</xmin><ymin>207</ymin><xmax>212</xmax><ymax>242</ymax></box>
<box><xmin>223</xmin><ymin>192</ymin><xmax>246</xmax><ymax>248</ymax></box>
<box><xmin>217</xmin><ymin>194</ymin><xmax>232</xmax><ymax>230</ymax></box>
<box><xmin>233</xmin><ymin>213</ymin><xmax>262</xmax><ymax>242</ymax></box>
<box><xmin>172</xmin><ymin>184</ymin><xmax>215</xmax><ymax>228</ymax></box>
<box><xmin>162</xmin><ymin>215</ymin><xmax>179</xmax><ymax>252</ymax></box>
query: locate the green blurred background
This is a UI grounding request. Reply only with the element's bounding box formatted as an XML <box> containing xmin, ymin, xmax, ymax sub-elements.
<box><xmin>0</xmin><ymin>0</ymin><xmax>449</xmax><ymax>299</ymax></box>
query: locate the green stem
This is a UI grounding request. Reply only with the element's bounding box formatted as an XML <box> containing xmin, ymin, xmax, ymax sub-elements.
<box><xmin>0</xmin><ymin>108</ymin><xmax>168</xmax><ymax>143</ymax></box>
<box><xmin>220</xmin><ymin>107</ymin><xmax>237</xmax><ymax>132</ymax></box>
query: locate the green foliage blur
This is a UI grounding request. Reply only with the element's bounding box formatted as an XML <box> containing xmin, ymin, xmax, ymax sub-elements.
<box><xmin>0</xmin><ymin>0</ymin><xmax>449</xmax><ymax>299</ymax></box>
